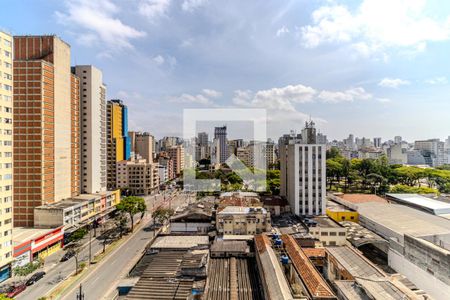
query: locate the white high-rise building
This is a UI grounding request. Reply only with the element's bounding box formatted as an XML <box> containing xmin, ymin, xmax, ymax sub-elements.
<box><xmin>394</xmin><ymin>136</ymin><xmax>402</xmax><ymax>144</ymax></box>
<box><xmin>73</xmin><ymin>65</ymin><xmax>107</xmax><ymax>194</ymax></box>
<box><xmin>280</xmin><ymin>122</ymin><xmax>326</xmax><ymax>216</ymax></box>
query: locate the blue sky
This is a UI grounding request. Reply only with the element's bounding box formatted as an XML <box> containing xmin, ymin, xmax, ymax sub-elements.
<box><xmin>2</xmin><ymin>0</ymin><xmax>450</xmax><ymax>141</ymax></box>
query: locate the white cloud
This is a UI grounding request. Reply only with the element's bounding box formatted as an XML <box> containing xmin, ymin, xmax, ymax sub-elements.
<box><xmin>318</xmin><ymin>87</ymin><xmax>372</xmax><ymax>103</ymax></box>
<box><xmin>425</xmin><ymin>76</ymin><xmax>448</xmax><ymax>85</ymax></box>
<box><xmin>171</xmin><ymin>93</ymin><xmax>211</xmax><ymax>105</ymax></box>
<box><xmin>152</xmin><ymin>54</ymin><xmax>177</xmax><ymax>68</ymax></box>
<box><xmin>276</xmin><ymin>26</ymin><xmax>290</xmax><ymax>37</ymax></box>
<box><xmin>139</xmin><ymin>0</ymin><xmax>171</xmax><ymax>18</ymax></box>
<box><xmin>153</xmin><ymin>55</ymin><xmax>165</xmax><ymax>65</ymax></box>
<box><xmin>55</xmin><ymin>0</ymin><xmax>146</xmax><ymax>51</ymax></box>
<box><xmin>182</xmin><ymin>0</ymin><xmax>208</xmax><ymax>12</ymax></box>
<box><xmin>300</xmin><ymin>0</ymin><xmax>450</xmax><ymax>56</ymax></box>
<box><xmin>378</xmin><ymin>78</ymin><xmax>411</xmax><ymax>88</ymax></box>
<box><xmin>202</xmin><ymin>89</ymin><xmax>222</xmax><ymax>98</ymax></box>
<box><xmin>377</xmin><ymin>97</ymin><xmax>391</xmax><ymax>103</ymax></box>
<box><xmin>169</xmin><ymin>88</ymin><xmax>221</xmax><ymax>105</ymax></box>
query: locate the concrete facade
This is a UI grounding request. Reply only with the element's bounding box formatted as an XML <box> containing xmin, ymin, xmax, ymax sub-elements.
<box><xmin>0</xmin><ymin>31</ymin><xmax>14</xmax><ymax>282</ymax></box>
<box><xmin>167</xmin><ymin>145</ymin><xmax>184</xmax><ymax>176</ymax></box>
<box><xmin>216</xmin><ymin>206</ymin><xmax>271</xmax><ymax>235</ymax></box>
<box><xmin>13</xmin><ymin>35</ymin><xmax>80</xmax><ymax>226</ymax></box>
<box><xmin>73</xmin><ymin>65</ymin><xmax>107</xmax><ymax>194</ymax></box>
<box><xmin>116</xmin><ymin>159</ymin><xmax>159</xmax><ymax>195</ymax></box>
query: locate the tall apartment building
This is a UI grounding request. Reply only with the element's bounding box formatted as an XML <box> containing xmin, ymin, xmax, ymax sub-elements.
<box><xmin>106</xmin><ymin>99</ymin><xmax>130</xmax><ymax>190</ymax></box>
<box><xmin>131</xmin><ymin>132</ymin><xmax>154</xmax><ymax>163</ymax></box>
<box><xmin>13</xmin><ymin>35</ymin><xmax>80</xmax><ymax>226</ymax></box>
<box><xmin>72</xmin><ymin>65</ymin><xmax>107</xmax><ymax>194</ymax></box>
<box><xmin>158</xmin><ymin>153</ymin><xmax>175</xmax><ymax>181</ymax></box>
<box><xmin>280</xmin><ymin>121</ymin><xmax>326</xmax><ymax>216</ymax></box>
<box><xmin>0</xmin><ymin>31</ymin><xmax>14</xmax><ymax>282</ymax></box>
<box><xmin>214</xmin><ymin>126</ymin><xmax>228</xmax><ymax>163</ymax></box>
<box><xmin>195</xmin><ymin>132</ymin><xmax>209</xmax><ymax>161</ymax></box>
<box><xmin>167</xmin><ymin>145</ymin><xmax>184</xmax><ymax>176</ymax></box>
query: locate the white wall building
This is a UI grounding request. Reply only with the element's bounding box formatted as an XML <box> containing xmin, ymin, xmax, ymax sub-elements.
<box><xmin>280</xmin><ymin>122</ymin><xmax>326</xmax><ymax>216</ymax></box>
<box><xmin>73</xmin><ymin>65</ymin><xmax>107</xmax><ymax>194</ymax></box>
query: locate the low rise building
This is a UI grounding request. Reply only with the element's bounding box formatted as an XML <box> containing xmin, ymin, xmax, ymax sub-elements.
<box><xmin>261</xmin><ymin>195</ymin><xmax>290</xmax><ymax>216</ymax></box>
<box><xmin>216</xmin><ymin>206</ymin><xmax>271</xmax><ymax>235</ymax></box>
<box><xmin>356</xmin><ymin>202</ymin><xmax>450</xmax><ymax>299</ymax></box>
<box><xmin>33</xmin><ymin>190</ymin><xmax>120</xmax><ymax>230</ymax></box>
<box><xmin>170</xmin><ymin>208</ymin><xmax>213</xmax><ymax>234</ymax></box>
<box><xmin>13</xmin><ymin>226</ymin><xmax>64</xmax><ymax>265</ymax></box>
<box><xmin>308</xmin><ymin>216</ymin><xmax>347</xmax><ymax>246</ymax></box>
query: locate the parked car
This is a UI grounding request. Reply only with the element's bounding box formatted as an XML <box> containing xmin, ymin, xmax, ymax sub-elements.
<box><xmin>60</xmin><ymin>250</ymin><xmax>75</xmax><ymax>262</ymax></box>
<box><xmin>6</xmin><ymin>284</ymin><xmax>26</xmax><ymax>298</ymax></box>
<box><xmin>25</xmin><ymin>271</ymin><xmax>46</xmax><ymax>286</ymax></box>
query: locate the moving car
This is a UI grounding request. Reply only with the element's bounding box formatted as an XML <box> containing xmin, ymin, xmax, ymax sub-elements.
<box><xmin>60</xmin><ymin>250</ymin><xmax>75</xmax><ymax>262</ymax></box>
<box><xmin>25</xmin><ymin>271</ymin><xmax>46</xmax><ymax>286</ymax></box>
<box><xmin>6</xmin><ymin>284</ymin><xmax>26</xmax><ymax>298</ymax></box>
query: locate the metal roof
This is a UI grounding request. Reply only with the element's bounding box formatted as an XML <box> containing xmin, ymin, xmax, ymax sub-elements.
<box><xmin>326</xmin><ymin>246</ymin><xmax>385</xmax><ymax>279</ymax></box>
<box><xmin>357</xmin><ymin>202</ymin><xmax>450</xmax><ymax>240</ymax></box>
<box><xmin>386</xmin><ymin>193</ymin><xmax>450</xmax><ymax>215</ymax></box>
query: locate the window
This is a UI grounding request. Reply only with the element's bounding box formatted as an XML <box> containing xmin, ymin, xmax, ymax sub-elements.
<box><xmin>3</xmin><ymin>73</ymin><xmax>11</xmax><ymax>80</ymax></box>
<box><xmin>329</xmin><ymin>232</ymin><xmax>336</xmax><ymax>236</ymax></box>
<box><xmin>3</xmin><ymin>84</ymin><xmax>12</xmax><ymax>91</ymax></box>
<box><xmin>4</xmin><ymin>62</ymin><xmax>11</xmax><ymax>68</ymax></box>
<box><xmin>4</xmin><ymin>51</ymin><xmax>10</xmax><ymax>57</ymax></box>
<box><xmin>321</xmin><ymin>232</ymin><xmax>328</xmax><ymax>236</ymax></box>
<box><xmin>338</xmin><ymin>232</ymin><xmax>346</xmax><ymax>236</ymax></box>
<box><xmin>4</xmin><ymin>40</ymin><xmax>11</xmax><ymax>47</ymax></box>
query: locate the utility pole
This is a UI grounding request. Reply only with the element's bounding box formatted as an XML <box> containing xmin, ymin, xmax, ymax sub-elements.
<box><xmin>77</xmin><ymin>284</ymin><xmax>85</xmax><ymax>300</ymax></box>
<box><xmin>88</xmin><ymin>224</ymin><xmax>92</xmax><ymax>265</ymax></box>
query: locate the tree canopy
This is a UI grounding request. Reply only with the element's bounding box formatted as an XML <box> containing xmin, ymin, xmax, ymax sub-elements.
<box><xmin>116</xmin><ymin>196</ymin><xmax>146</xmax><ymax>232</ymax></box>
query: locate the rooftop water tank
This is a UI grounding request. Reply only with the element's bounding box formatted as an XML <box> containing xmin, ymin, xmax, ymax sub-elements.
<box><xmin>281</xmin><ymin>255</ymin><xmax>289</xmax><ymax>265</ymax></box>
<box><xmin>274</xmin><ymin>238</ymin><xmax>282</xmax><ymax>246</ymax></box>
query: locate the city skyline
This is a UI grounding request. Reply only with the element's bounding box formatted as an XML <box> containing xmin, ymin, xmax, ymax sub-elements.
<box><xmin>1</xmin><ymin>0</ymin><xmax>450</xmax><ymax>141</ymax></box>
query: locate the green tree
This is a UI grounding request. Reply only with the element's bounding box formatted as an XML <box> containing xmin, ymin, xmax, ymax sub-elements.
<box><xmin>0</xmin><ymin>294</ymin><xmax>13</xmax><ymax>300</ymax></box>
<box><xmin>68</xmin><ymin>228</ymin><xmax>88</xmax><ymax>243</ymax></box>
<box><xmin>116</xmin><ymin>196</ymin><xmax>147</xmax><ymax>232</ymax></box>
<box><xmin>326</xmin><ymin>147</ymin><xmax>341</xmax><ymax>159</ymax></box>
<box><xmin>390</xmin><ymin>184</ymin><xmax>439</xmax><ymax>194</ymax></box>
<box><xmin>151</xmin><ymin>207</ymin><xmax>174</xmax><ymax>224</ymax></box>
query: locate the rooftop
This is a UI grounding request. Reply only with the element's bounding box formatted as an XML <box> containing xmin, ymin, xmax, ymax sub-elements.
<box><xmin>313</xmin><ymin>216</ymin><xmax>342</xmax><ymax>228</ymax></box>
<box><xmin>386</xmin><ymin>193</ymin><xmax>450</xmax><ymax>215</ymax></box>
<box><xmin>217</xmin><ymin>206</ymin><xmax>268</xmax><ymax>215</ymax></box>
<box><xmin>339</xmin><ymin>221</ymin><xmax>387</xmax><ymax>248</ymax></box>
<box><xmin>335</xmin><ymin>278</ymin><xmax>412</xmax><ymax>300</ymax></box>
<box><xmin>220</xmin><ymin>191</ymin><xmax>258</xmax><ymax>198</ymax></box>
<box><xmin>13</xmin><ymin>227</ymin><xmax>62</xmax><ymax>245</ymax></box>
<box><xmin>204</xmin><ymin>257</ymin><xmax>264</xmax><ymax>300</ymax></box>
<box><xmin>261</xmin><ymin>195</ymin><xmax>289</xmax><ymax>206</ymax></box>
<box><xmin>282</xmin><ymin>234</ymin><xmax>336</xmax><ymax>299</ymax></box>
<box><xmin>302</xmin><ymin>248</ymin><xmax>326</xmax><ymax>258</ymax></box>
<box><xmin>357</xmin><ymin>202</ymin><xmax>450</xmax><ymax>241</ymax></box>
<box><xmin>210</xmin><ymin>240</ymin><xmax>249</xmax><ymax>253</ymax></box>
<box><xmin>127</xmin><ymin>250</ymin><xmax>207</xmax><ymax>299</ymax></box>
<box><xmin>339</xmin><ymin>193</ymin><xmax>388</xmax><ymax>204</ymax></box>
<box><xmin>150</xmin><ymin>235</ymin><xmax>209</xmax><ymax>250</ymax></box>
<box><xmin>326</xmin><ymin>246</ymin><xmax>385</xmax><ymax>279</ymax></box>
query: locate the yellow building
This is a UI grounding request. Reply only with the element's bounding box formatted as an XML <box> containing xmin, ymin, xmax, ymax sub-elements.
<box><xmin>107</xmin><ymin>100</ymin><xmax>130</xmax><ymax>190</ymax></box>
<box><xmin>326</xmin><ymin>207</ymin><xmax>359</xmax><ymax>223</ymax></box>
<box><xmin>0</xmin><ymin>31</ymin><xmax>13</xmax><ymax>282</ymax></box>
